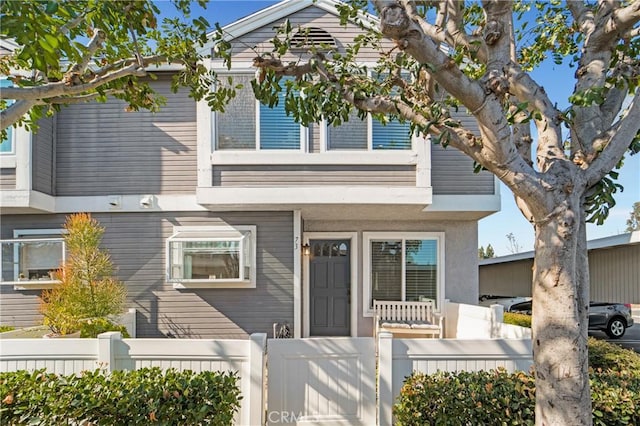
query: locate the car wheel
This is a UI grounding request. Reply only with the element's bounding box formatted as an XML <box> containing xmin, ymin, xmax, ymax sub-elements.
<box><xmin>605</xmin><ymin>317</ymin><xmax>626</xmax><ymax>339</ymax></box>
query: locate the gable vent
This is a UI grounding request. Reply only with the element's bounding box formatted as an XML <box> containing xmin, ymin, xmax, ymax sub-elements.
<box><xmin>291</xmin><ymin>27</ymin><xmax>337</xmax><ymax>51</ymax></box>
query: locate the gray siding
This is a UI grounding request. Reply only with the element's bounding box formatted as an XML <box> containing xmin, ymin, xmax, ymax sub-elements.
<box><xmin>479</xmin><ymin>243</ymin><xmax>640</xmax><ymax>304</ymax></box>
<box><xmin>55</xmin><ymin>75</ymin><xmax>197</xmax><ymax>196</ymax></box>
<box><xmin>32</xmin><ymin>115</ymin><xmax>55</xmax><ymax>194</ymax></box>
<box><xmin>431</xmin><ymin>144</ymin><xmax>494</xmax><ymax>195</ymax></box>
<box><xmin>0</xmin><ymin>212</ymin><xmax>294</xmax><ymax>338</ymax></box>
<box><xmin>213</xmin><ymin>165</ymin><xmax>415</xmax><ymax>186</ymax></box>
<box><xmin>589</xmin><ymin>244</ymin><xmax>640</xmax><ymax>303</ymax></box>
<box><xmin>0</xmin><ymin>168</ymin><xmax>16</xmax><ymax>189</ymax></box>
<box><xmin>228</xmin><ymin>6</ymin><xmax>394</xmax><ymax>62</ymax></box>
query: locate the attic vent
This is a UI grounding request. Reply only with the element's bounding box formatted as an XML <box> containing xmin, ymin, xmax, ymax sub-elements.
<box><xmin>291</xmin><ymin>27</ymin><xmax>337</xmax><ymax>51</ymax></box>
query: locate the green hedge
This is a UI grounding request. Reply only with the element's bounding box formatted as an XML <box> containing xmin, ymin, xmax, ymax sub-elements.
<box><xmin>394</xmin><ymin>339</ymin><xmax>640</xmax><ymax>425</ymax></box>
<box><xmin>503</xmin><ymin>312</ymin><xmax>532</xmax><ymax>328</ymax></box>
<box><xmin>0</xmin><ymin>367</ymin><xmax>241</xmax><ymax>425</ymax></box>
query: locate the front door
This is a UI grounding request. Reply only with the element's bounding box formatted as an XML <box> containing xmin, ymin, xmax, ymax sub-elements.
<box><xmin>309</xmin><ymin>240</ymin><xmax>350</xmax><ymax>336</ymax></box>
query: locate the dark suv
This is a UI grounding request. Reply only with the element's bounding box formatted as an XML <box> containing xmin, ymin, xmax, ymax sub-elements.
<box><xmin>509</xmin><ymin>300</ymin><xmax>634</xmax><ymax>339</ymax></box>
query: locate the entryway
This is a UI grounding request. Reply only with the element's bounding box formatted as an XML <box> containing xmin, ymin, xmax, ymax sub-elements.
<box><xmin>308</xmin><ymin>239</ymin><xmax>351</xmax><ymax>336</ymax></box>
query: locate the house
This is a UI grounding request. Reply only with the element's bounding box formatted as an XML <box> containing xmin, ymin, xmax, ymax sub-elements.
<box><xmin>479</xmin><ymin>231</ymin><xmax>640</xmax><ymax>304</ymax></box>
<box><xmin>0</xmin><ymin>0</ymin><xmax>499</xmax><ymax>338</ymax></box>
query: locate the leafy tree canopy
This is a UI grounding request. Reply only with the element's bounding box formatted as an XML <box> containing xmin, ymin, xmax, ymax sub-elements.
<box><xmin>0</xmin><ymin>0</ymin><xmax>232</xmax><ymax>139</ymax></box>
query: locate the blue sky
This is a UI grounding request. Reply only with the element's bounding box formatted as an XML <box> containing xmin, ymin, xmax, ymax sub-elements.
<box><xmin>160</xmin><ymin>0</ymin><xmax>639</xmax><ymax>256</ymax></box>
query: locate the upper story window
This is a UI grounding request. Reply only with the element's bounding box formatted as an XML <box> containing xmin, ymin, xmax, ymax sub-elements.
<box><xmin>363</xmin><ymin>232</ymin><xmax>444</xmax><ymax>316</ymax></box>
<box><xmin>167</xmin><ymin>225</ymin><xmax>256</xmax><ymax>289</ymax></box>
<box><xmin>1</xmin><ymin>229</ymin><xmax>65</xmax><ymax>288</ymax></box>
<box><xmin>214</xmin><ymin>73</ymin><xmax>413</xmax><ymax>153</ymax></box>
<box><xmin>216</xmin><ymin>75</ymin><xmax>306</xmax><ymax>151</ymax></box>
<box><xmin>0</xmin><ymin>79</ymin><xmax>15</xmax><ymax>155</ymax></box>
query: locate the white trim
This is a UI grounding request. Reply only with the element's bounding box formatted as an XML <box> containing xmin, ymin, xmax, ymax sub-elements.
<box><xmin>0</xmin><ymin>155</ymin><xmax>16</xmax><ymax>168</ymax></box>
<box><xmin>14</xmin><ymin>126</ymin><xmax>31</xmax><ymax>190</ymax></box>
<box><xmin>167</xmin><ymin>225</ymin><xmax>257</xmax><ymax>289</ymax></box>
<box><xmin>303</xmin><ymin>232</ymin><xmax>358</xmax><ymax>338</ymax></box>
<box><xmin>293</xmin><ymin>210</ymin><xmax>302</xmax><ymax>338</ymax></box>
<box><xmin>426</xmin><ymin>194</ymin><xmax>501</xmax><ymax>213</ymax></box>
<box><xmin>362</xmin><ymin>231</ymin><xmax>445</xmax><ymax>317</ymax></box>
<box><xmin>197</xmin><ymin>61</ymin><xmax>214</xmax><ymax>188</ymax></box>
<box><xmin>197</xmin><ymin>186</ymin><xmax>432</xmax><ymax>207</ymax></box>
<box><xmin>415</xmin><ymin>135</ymin><xmax>430</xmax><ymax>187</ymax></box>
<box><xmin>211</xmin><ymin>150</ymin><xmax>418</xmax><ymax>165</ymax></box>
<box><xmin>199</xmin><ymin>0</ymin><xmax>378</xmax><ymax>54</ymax></box>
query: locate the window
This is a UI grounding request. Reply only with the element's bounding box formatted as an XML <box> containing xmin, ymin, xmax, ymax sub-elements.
<box><xmin>215</xmin><ymin>74</ymin><xmax>306</xmax><ymax>151</ymax></box>
<box><xmin>0</xmin><ymin>229</ymin><xmax>65</xmax><ymax>287</ymax></box>
<box><xmin>167</xmin><ymin>225</ymin><xmax>256</xmax><ymax>288</ymax></box>
<box><xmin>325</xmin><ymin>71</ymin><xmax>413</xmax><ymax>151</ymax></box>
<box><xmin>363</xmin><ymin>232</ymin><xmax>443</xmax><ymax>315</ymax></box>
<box><xmin>1</xmin><ymin>79</ymin><xmax>14</xmax><ymax>154</ymax></box>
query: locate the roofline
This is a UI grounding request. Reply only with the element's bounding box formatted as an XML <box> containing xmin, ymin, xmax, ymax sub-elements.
<box><xmin>479</xmin><ymin>230</ymin><xmax>640</xmax><ymax>265</ymax></box>
<box><xmin>199</xmin><ymin>0</ymin><xmax>378</xmax><ymax>55</ymax></box>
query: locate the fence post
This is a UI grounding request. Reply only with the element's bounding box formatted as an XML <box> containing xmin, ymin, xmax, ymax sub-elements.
<box><xmin>249</xmin><ymin>333</ymin><xmax>267</xmax><ymax>426</ymax></box>
<box><xmin>97</xmin><ymin>331</ymin><xmax>122</xmax><ymax>372</ymax></box>
<box><xmin>490</xmin><ymin>304</ymin><xmax>504</xmax><ymax>338</ymax></box>
<box><xmin>378</xmin><ymin>332</ymin><xmax>393</xmax><ymax>426</ymax></box>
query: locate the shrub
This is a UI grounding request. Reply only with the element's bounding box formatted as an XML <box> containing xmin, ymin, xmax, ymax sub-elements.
<box><xmin>0</xmin><ymin>367</ymin><xmax>241</xmax><ymax>425</ymax></box>
<box><xmin>79</xmin><ymin>318</ymin><xmax>130</xmax><ymax>338</ymax></box>
<box><xmin>588</xmin><ymin>336</ymin><xmax>640</xmax><ymax>375</ymax></box>
<box><xmin>0</xmin><ymin>325</ymin><xmax>15</xmax><ymax>333</ymax></box>
<box><xmin>504</xmin><ymin>312</ymin><xmax>532</xmax><ymax>328</ymax></box>
<box><xmin>40</xmin><ymin>213</ymin><xmax>127</xmax><ymax>335</ymax></box>
<box><xmin>395</xmin><ymin>367</ymin><xmax>640</xmax><ymax>425</ymax></box>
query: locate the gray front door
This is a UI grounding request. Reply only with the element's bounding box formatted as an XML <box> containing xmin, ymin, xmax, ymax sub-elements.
<box><xmin>309</xmin><ymin>240</ymin><xmax>350</xmax><ymax>336</ymax></box>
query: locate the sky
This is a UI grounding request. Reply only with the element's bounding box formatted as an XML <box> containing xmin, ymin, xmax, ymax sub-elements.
<box><xmin>161</xmin><ymin>0</ymin><xmax>640</xmax><ymax>256</ymax></box>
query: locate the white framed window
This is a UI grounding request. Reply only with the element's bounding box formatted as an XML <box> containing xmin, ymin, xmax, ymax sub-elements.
<box><xmin>363</xmin><ymin>232</ymin><xmax>444</xmax><ymax>316</ymax></box>
<box><xmin>1</xmin><ymin>79</ymin><xmax>15</xmax><ymax>155</ymax></box>
<box><xmin>167</xmin><ymin>225</ymin><xmax>256</xmax><ymax>289</ymax></box>
<box><xmin>1</xmin><ymin>229</ymin><xmax>66</xmax><ymax>288</ymax></box>
<box><xmin>215</xmin><ymin>73</ymin><xmax>307</xmax><ymax>152</ymax></box>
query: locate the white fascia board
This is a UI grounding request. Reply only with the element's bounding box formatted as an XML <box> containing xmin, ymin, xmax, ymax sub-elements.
<box><xmin>0</xmin><ymin>190</ymin><xmax>55</xmax><ymax>212</ymax></box>
<box><xmin>197</xmin><ymin>186</ymin><xmax>431</xmax><ymax>207</ymax></box>
<box><xmin>0</xmin><ymin>156</ymin><xmax>16</xmax><ymax>168</ymax></box>
<box><xmin>0</xmin><ymin>190</ymin><xmax>31</xmax><ymax>206</ymax></box>
<box><xmin>426</xmin><ymin>194</ymin><xmax>501</xmax><ymax>213</ymax></box>
<box><xmin>211</xmin><ymin>151</ymin><xmax>418</xmax><ymax>165</ymax></box>
<box><xmin>199</xmin><ymin>0</ymin><xmax>379</xmax><ymax>55</ymax></box>
<box><xmin>53</xmin><ymin>194</ymin><xmax>208</xmax><ymax>213</ymax></box>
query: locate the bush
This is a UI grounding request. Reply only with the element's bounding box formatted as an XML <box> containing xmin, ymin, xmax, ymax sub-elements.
<box><xmin>0</xmin><ymin>325</ymin><xmax>15</xmax><ymax>333</ymax></box>
<box><xmin>79</xmin><ymin>318</ymin><xmax>130</xmax><ymax>338</ymax></box>
<box><xmin>0</xmin><ymin>367</ymin><xmax>241</xmax><ymax>425</ymax></box>
<box><xmin>588</xmin><ymin>336</ymin><xmax>640</xmax><ymax>375</ymax></box>
<box><xmin>504</xmin><ymin>312</ymin><xmax>532</xmax><ymax>328</ymax></box>
<box><xmin>40</xmin><ymin>213</ymin><xmax>127</xmax><ymax>335</ymax></box>
<box><xmin>395</xmin><ymin>368</ymin><xmax>640</xmax><ymax>425</ymax></box>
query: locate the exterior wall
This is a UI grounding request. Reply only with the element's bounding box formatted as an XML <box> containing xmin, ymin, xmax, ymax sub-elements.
<box><xmin>0</xmin><ymin>211</ymin><xmax>294</xmax><ymax>338</ymax></box>
<box><xmin>32</xmin><ymin>115</ymin><xmax>55</xmax><ymax>195</ymax></box>
<box><xmin>55</xmin><ymin>75</ymin><xmax>196</xmax><ymax>196</ymax></box>
<box><xmin>588</xmin><ymin>244</ymin><xmax>640</xmax><ymax>303</ymax></box>
<box><xmin>213</xmin><ymin>165</ymin><xmax>416</xmax><ymax>187</ymax></box>
<box><xmin>0</xmin><ymin>168</ymin><xmax>16</xmax><ymax>190</ymax></box>
<box><xmin>228</xmin><ymin>6</ymin><xmax>391</xmax><ymax>62</ymax></box>
<box><xmin>304</xmin><ymin>219</ymin><xmax>479</xmax><ymax>337</ymax></box>
<box><xmin>479</xmin><ymin>243</ymin><xmax>640</xmax><ymax>304</ymax></box>
<box><xmin>431</xmin><ymin>144</ymin><xmax>494</xmax><ymax>195</ymax></box>
<box><xmin>479</xmin><ymin>259</ymin><xmax>532</xmax><ymax>297</ymax></box>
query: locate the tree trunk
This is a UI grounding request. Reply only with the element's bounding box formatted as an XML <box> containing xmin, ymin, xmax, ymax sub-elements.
<box><xmin>531</xmin><ymin>198</ymin><xmax>591</xmax><ymax>425</ymax></box>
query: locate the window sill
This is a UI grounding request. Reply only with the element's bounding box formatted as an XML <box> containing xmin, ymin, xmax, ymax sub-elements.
<box><xmin>0</xmin><ymin>155</ymin><xmax>16</xmax><ymax>168</ymax></box>
<box><xmin>1</xmin><ymin>280</ymin><xmax>61</xmax><ymax>290</ymax></box>
<box><xmin>171</xmin><ymin>280</ymin><xmax>255</xmax><ymax>289</ymax></box>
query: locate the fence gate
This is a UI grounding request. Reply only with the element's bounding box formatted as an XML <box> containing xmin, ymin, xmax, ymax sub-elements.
<box><xmin>267</xmin><ymin>337</ymin><xmax>376</xmax><ymax>425</ymax></box>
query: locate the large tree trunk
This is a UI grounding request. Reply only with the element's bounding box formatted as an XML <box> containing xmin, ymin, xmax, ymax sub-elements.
<box><xmin>531</xmin><ymin>196</ymin><xmax>591</xmax><ymax>425</ymax></box>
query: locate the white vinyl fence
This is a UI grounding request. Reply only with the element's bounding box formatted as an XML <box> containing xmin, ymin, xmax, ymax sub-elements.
<box><xmin>0</xmin><ymin>302</ymin><xmax>532</xmax><ymax>426</ymax></box>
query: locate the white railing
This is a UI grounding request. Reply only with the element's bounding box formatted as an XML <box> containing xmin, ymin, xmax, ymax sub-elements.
<box><xmin>0</xmin><ymin>302</ymin><xmax>532</xmax><ymax>426</ymax></box>
<box><xmin>0</xmin><ymin>332</ymin><xmax>267</xmax><ymax>426</ymax></box>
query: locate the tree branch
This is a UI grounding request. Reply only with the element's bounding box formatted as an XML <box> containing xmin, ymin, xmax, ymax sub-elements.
<box><xmin>65</xmin><ymin>28</ymin><xmax>106</xmax><ymax>81</ymax></box>
<box><xmin>444</xmin><ymin>0</ymin><xmax>488</xmax><ymax>63</ymax></box>
<box><xmin>0</xmin><ymin>100</ymin><xmax>37</xmax><ymax>130</ymax></box>
<box><xmin>584</xmin><ymin>91</ymin><xmax>640</xmax><ymax>187</ymax></box>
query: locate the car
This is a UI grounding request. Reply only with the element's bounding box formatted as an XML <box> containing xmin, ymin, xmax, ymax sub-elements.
<box><xmin>508</xmin><ymin>300</ymin><xmax>634</xmax><ymax>339</ymax></box>
<box><xmin>478</xmin><ymin>294</ymin><xmax>532</xmax><ymax>311</ymax></box>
